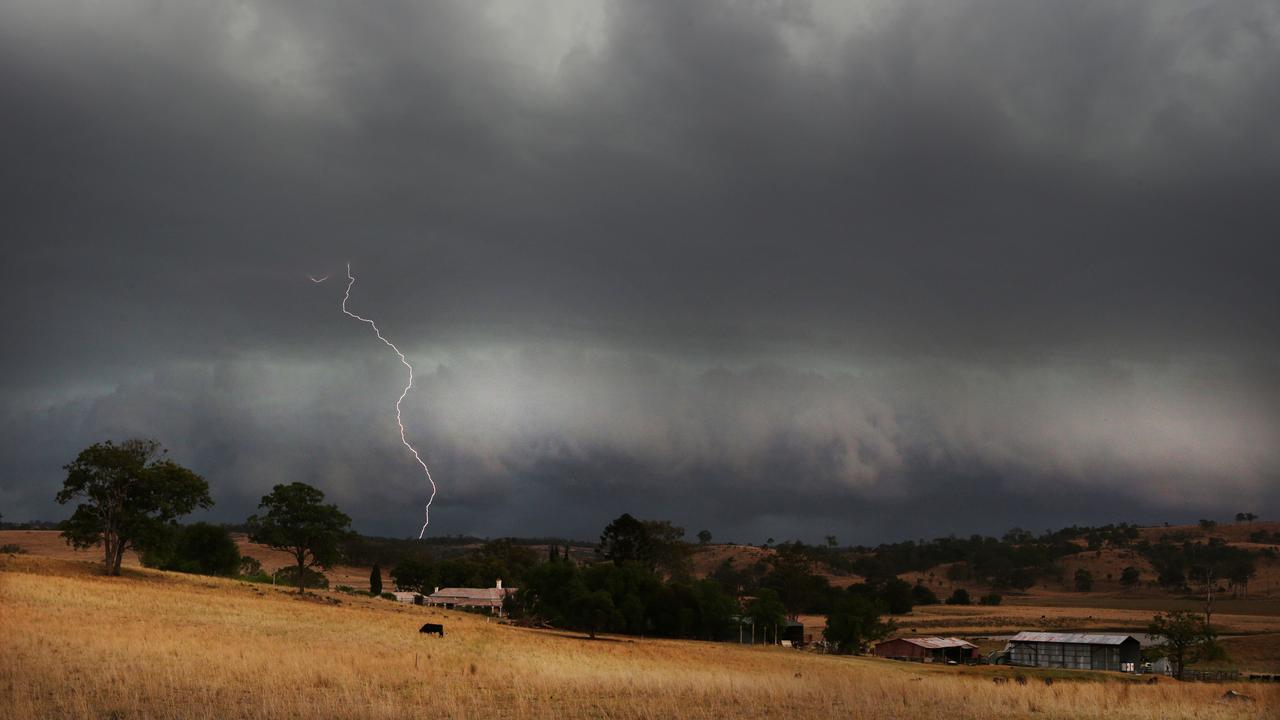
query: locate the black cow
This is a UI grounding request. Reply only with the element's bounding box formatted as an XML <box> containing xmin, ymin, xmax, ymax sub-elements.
<box><xmin>419</xmin><ymin>623</ymin><xmax>445</xmax><ymax>637</ymax></box>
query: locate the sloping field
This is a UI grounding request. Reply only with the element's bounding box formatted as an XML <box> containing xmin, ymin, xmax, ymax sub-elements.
<box><xmin>0</xmin><ymin>530</ymin><xmax>372</xmax><ymax>589</ymax></box>
<box><xmin>689</xmin><ymin>543</ymin><xmax>864</xmax><ymax>588</ymax></box>
<box><xmin>2</xmin><ymin>555</ymin><xmax>1276</xmax><ymax>720</ymax></box>
<box><xmin>900</xmin><ymin>522</ymin><xmax>1280</xmax><ymax>603</ymax></box>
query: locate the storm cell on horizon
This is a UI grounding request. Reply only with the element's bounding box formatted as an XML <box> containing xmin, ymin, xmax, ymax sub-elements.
<box><xmin>0</xmin><ymin>0</ymin><xmax>1276</xmax><ymax>542</ymax></box>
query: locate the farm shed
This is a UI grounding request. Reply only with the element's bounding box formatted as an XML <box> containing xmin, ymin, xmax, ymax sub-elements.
<box><xmin>782</xmin><ymin>620</ymin><xmax>806</xmax><ymax>646</ymax></box>
<box><xmin>726</xmin><ymin>616</ymin><xmax>797</xmax><ymax>645</ymax></box>
<box><xmin>1002</xmin><ymin>632</ymin><xmax>1141</xmax><ymax>671</ymax></box>
<box><xmin>873</xmin><ymin>637</ymin><xmax>977</xmax><ymax>662</ymax></box>
<box><xmin>424</xmin><ymin>579</ymin><xmax>515</xmax><ymax>616</ymax></box>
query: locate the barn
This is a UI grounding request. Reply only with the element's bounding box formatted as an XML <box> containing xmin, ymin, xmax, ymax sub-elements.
<box><xmin>872</xmin><ymin>636</ymin><xmax>977</xmax><ymax>662</ymax></box>
<box><xmin>1002</xmin><ymin>632</ymin><xmax>1142</xmax><ymax>671</ymax></box>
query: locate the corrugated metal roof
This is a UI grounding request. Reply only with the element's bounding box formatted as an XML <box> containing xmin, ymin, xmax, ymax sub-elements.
<box><xmin>427</xmin><ymin>587</ymin><xmax>515</xmax><ymax>603</ymax></box>
<box><xmin>1009</xmin><ymin>632</ymin><xmax>1137</xmax><ymax>646</ymax></box>
<box><xmin>897</xmin><ymin>636</ymin><xmax>977</xmax><ymax>650</ymax></box>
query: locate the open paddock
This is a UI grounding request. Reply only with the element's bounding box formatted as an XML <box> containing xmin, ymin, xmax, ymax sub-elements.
<box><xmin>2</xmin><ymin>555</ymin><xmax>1276</xmax><ymax>719</ymax></box>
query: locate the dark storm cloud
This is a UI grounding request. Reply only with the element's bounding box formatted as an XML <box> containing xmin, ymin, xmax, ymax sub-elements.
<box><xmin>1</xmin><ymin>1</ymin><xmax>1277</xmax><ymax>541</ymax></box>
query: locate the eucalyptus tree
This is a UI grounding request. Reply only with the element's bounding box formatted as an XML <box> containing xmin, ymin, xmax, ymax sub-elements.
<box><xmin>247</xmin><ymin>482</ymin><xmax>352</xmax><ymax>593</ymax></box>
<box><xmin>56</xmin><ymin>439</ymin><xmax>210</xmax><ymax>576</ymax></box>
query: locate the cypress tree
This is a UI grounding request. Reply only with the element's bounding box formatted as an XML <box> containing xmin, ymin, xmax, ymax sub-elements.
<box><xmin>370</xmin><ymin>562</ymin><xmax>383</xmax><ymax>596</ymax></box>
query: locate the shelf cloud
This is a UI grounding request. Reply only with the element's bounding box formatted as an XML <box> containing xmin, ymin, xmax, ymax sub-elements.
<box><xmin>2</xmin><ymin>1</ymin><xmax>1277</xmax><ymax>541</ymax></box>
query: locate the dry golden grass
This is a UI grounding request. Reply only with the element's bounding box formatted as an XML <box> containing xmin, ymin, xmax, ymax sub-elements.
<box><xmin>2</xmin><ymin>555</ymin><xmax>1277</xmax><ymax>720</ymax></box>
<box><xmin>0</xmin><ymin>530</ymin><xmax>372</xmax><ymax>588</ymax></box>
<box><xmin>884</xmin><ymin>602</ymin><xmax>1280</xmax><ymax>636</ymax></box>
<box><xmin>0</xmin><ymin>529</ymin><xmax>146</xmax><ymax>567</ymax></box>
<box><xmin>1212</xmin><ymin>634</ymin><xmax>1280</xmax><ymax>673</ymax></box>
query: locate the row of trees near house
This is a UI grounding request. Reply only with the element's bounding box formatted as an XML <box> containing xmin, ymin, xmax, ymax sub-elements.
<box><xmin>384</xmin><ymin>512</ymin><xmax>897</xmax><ymax>650</ymax></box>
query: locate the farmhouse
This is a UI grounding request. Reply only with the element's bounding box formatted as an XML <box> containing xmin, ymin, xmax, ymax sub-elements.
<box><xmin>424</xmin><ymin>579</ymin><xmax>515</xmax><ymax>616</ymax></box>
<box><xmin>873</xmin><ymin>636</ymin><xmax>977</xmax><ymax>663</ymax></box>
<box><xmin>1001</xmin><ymin>632</ymin><xmax>1142</xmax><ymax>672</ymax></box>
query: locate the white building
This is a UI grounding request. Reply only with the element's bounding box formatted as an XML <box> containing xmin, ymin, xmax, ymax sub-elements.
<box><xmin>424</xmin><ymin>579</ymin><xmax>515</xmax><ymax>616</ymax></box>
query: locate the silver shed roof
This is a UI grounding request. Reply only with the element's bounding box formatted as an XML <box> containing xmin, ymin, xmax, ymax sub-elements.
<box><xmin>1009</xmin><ymin>632</ymin><xmax>1138</xmax><ymax>646</ymax></box>
<box><xmin>900</xmin><ymin>636</ymin><xmax>977</xmax><ymax>650</ymax></box>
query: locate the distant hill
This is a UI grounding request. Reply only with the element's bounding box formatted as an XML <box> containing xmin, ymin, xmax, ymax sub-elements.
<box><xmin>6</xmin><ymin>519</ymin><xmax>1277</xmax><ymax>599</ymax></box>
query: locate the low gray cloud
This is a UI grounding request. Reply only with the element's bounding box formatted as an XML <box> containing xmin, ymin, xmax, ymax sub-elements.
<box><xmin>2</xmin><ymin>1</ymin><xmax>1277</xmax><ymax>541</ymax></box>
<box><xmin>4</xmin><ymin>348</ymin><xmax>1274</xmax><ymax>541</ymax></box>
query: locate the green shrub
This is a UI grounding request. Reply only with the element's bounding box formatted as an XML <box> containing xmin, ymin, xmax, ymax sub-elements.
<box><xmin>275</xmin><ymin>566</ymin><xmax>329</xmax><ymax>589</ymax></box>
<box><xmin>911</xmin><ymin>583</ymin><xmax>939</xmax><ymax>605</ymax></box>
<box><xmin>141</xmin><ymin>523</ymin><xmax>241</xmax><ymax>576</ymax></box>
<box><xmin>979</xmin><ymin>593</ymin><xmax>1002</xmax><ymax>606</ymax></box>
<box><xmin>1074</xmin><ymin>568</ymin><xmax>1094</xmax><ymax>592</ymax></box>
<box><xmin>1120</xmin><ymin>566</ymin><xmax>1141</xmax><ymax>588</ymax></box>
<box><xmin>0</xmin><ymin>543</ymin><xmax>26</xmax><ymax>554</ymax></box>
<box><xmin>944</xmin><ymin>588</ymin><xmax>971</xmax><ymax>605</ymax></box>
<box><xmin>239</xmin><ymin>556</ymin><xmax>263</xmax><ymax>577</ymax></box>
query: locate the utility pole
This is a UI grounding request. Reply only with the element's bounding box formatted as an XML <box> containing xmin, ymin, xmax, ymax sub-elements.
<box><xmin>1203</xmin><ymin>567</ymin><xmax>1215</xmax><ymax>629</ymax></box>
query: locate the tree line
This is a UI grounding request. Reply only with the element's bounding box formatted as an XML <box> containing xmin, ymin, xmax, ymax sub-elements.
<box><xmin>48</xmin><ymin>441</ymin><xmax>900</xmax><ymax>650</ymax></box>
<box><xmin>54</xmin><ymin>439</ymin><xmax>353</xmax><ymax>592</ymax></box>
<box><xmin>46</xmin><ymin>437</ymin><xmax>1267</xmax><ymax>656</ymax></box>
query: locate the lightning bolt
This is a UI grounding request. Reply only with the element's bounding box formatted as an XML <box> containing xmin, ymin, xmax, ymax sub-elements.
<box><xmin>340</xmin><ymin>263</ymin><xmax>437</xmax><ymax>539</ymax></box>
<box><xmin>309</xmin><ymin>274</ymin><xmax>330</xmax><ymax>283</ymax></box>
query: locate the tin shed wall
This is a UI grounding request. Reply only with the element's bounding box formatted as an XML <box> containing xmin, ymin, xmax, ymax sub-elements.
<box><xmin>874</xmin><ymin>639</ymin><xmax>927</xmax><ymax>658</ymax></box>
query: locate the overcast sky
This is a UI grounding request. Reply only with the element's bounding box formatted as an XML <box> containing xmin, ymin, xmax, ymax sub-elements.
<box><xmin>2</xmin><ymin>0</ymin><xmax>1277</xmax><ymax>544</ymax></box>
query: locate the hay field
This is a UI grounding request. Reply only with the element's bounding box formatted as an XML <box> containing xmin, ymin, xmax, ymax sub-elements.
<box><xmin>2</xmin><ymin>555</ymin><xmax>1276</xmax><ymax>720</ymax></box>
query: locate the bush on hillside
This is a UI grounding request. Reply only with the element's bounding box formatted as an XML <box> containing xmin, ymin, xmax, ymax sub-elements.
<box><xmin>275</xmin><ymin>566</ymin><xmax>329</xmax><ymax>589</ymax></box>
<box><xmin>979</xmin><ymin>593</ymin><xmax>1002</xmax><ymax>606</ymax></box>
<box><xmin>944</xmin><ymin>588</ymin><xmax>971</xmax><ymax>605</ymax></box>
<box><xmin>1120</xmin><ymin>566</ymin><xmax>1141</xmax><ymax>589</ymax></box>
<box><xmin>140</xmin><ymin>522</ymin><xmax>241</xmax><ymax>576</ymax></box>
<box><xmin>239</xmin><ymin>556</ymin><xmax>262</xmax><ymax>576</ymax></box>
<box><xmin>910</xmin><ymin>583</ymin><xmax>939</xmax><ymax>605</ymax></box>
<box><xmin>1074</xmin><ymin>569</ymin><xmax>1093</xmax><ymax>592</ymax></box>
<box><xmin>879</xmin><ymin>578</ymin><xmax>915</xmax><ymax>614</ymax></box>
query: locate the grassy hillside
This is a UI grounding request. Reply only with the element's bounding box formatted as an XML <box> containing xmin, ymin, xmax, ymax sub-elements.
<box><xmin>2</xmin><ymin>554</ymin><xmax>1277</xmax><ymax>720</ymax></box>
